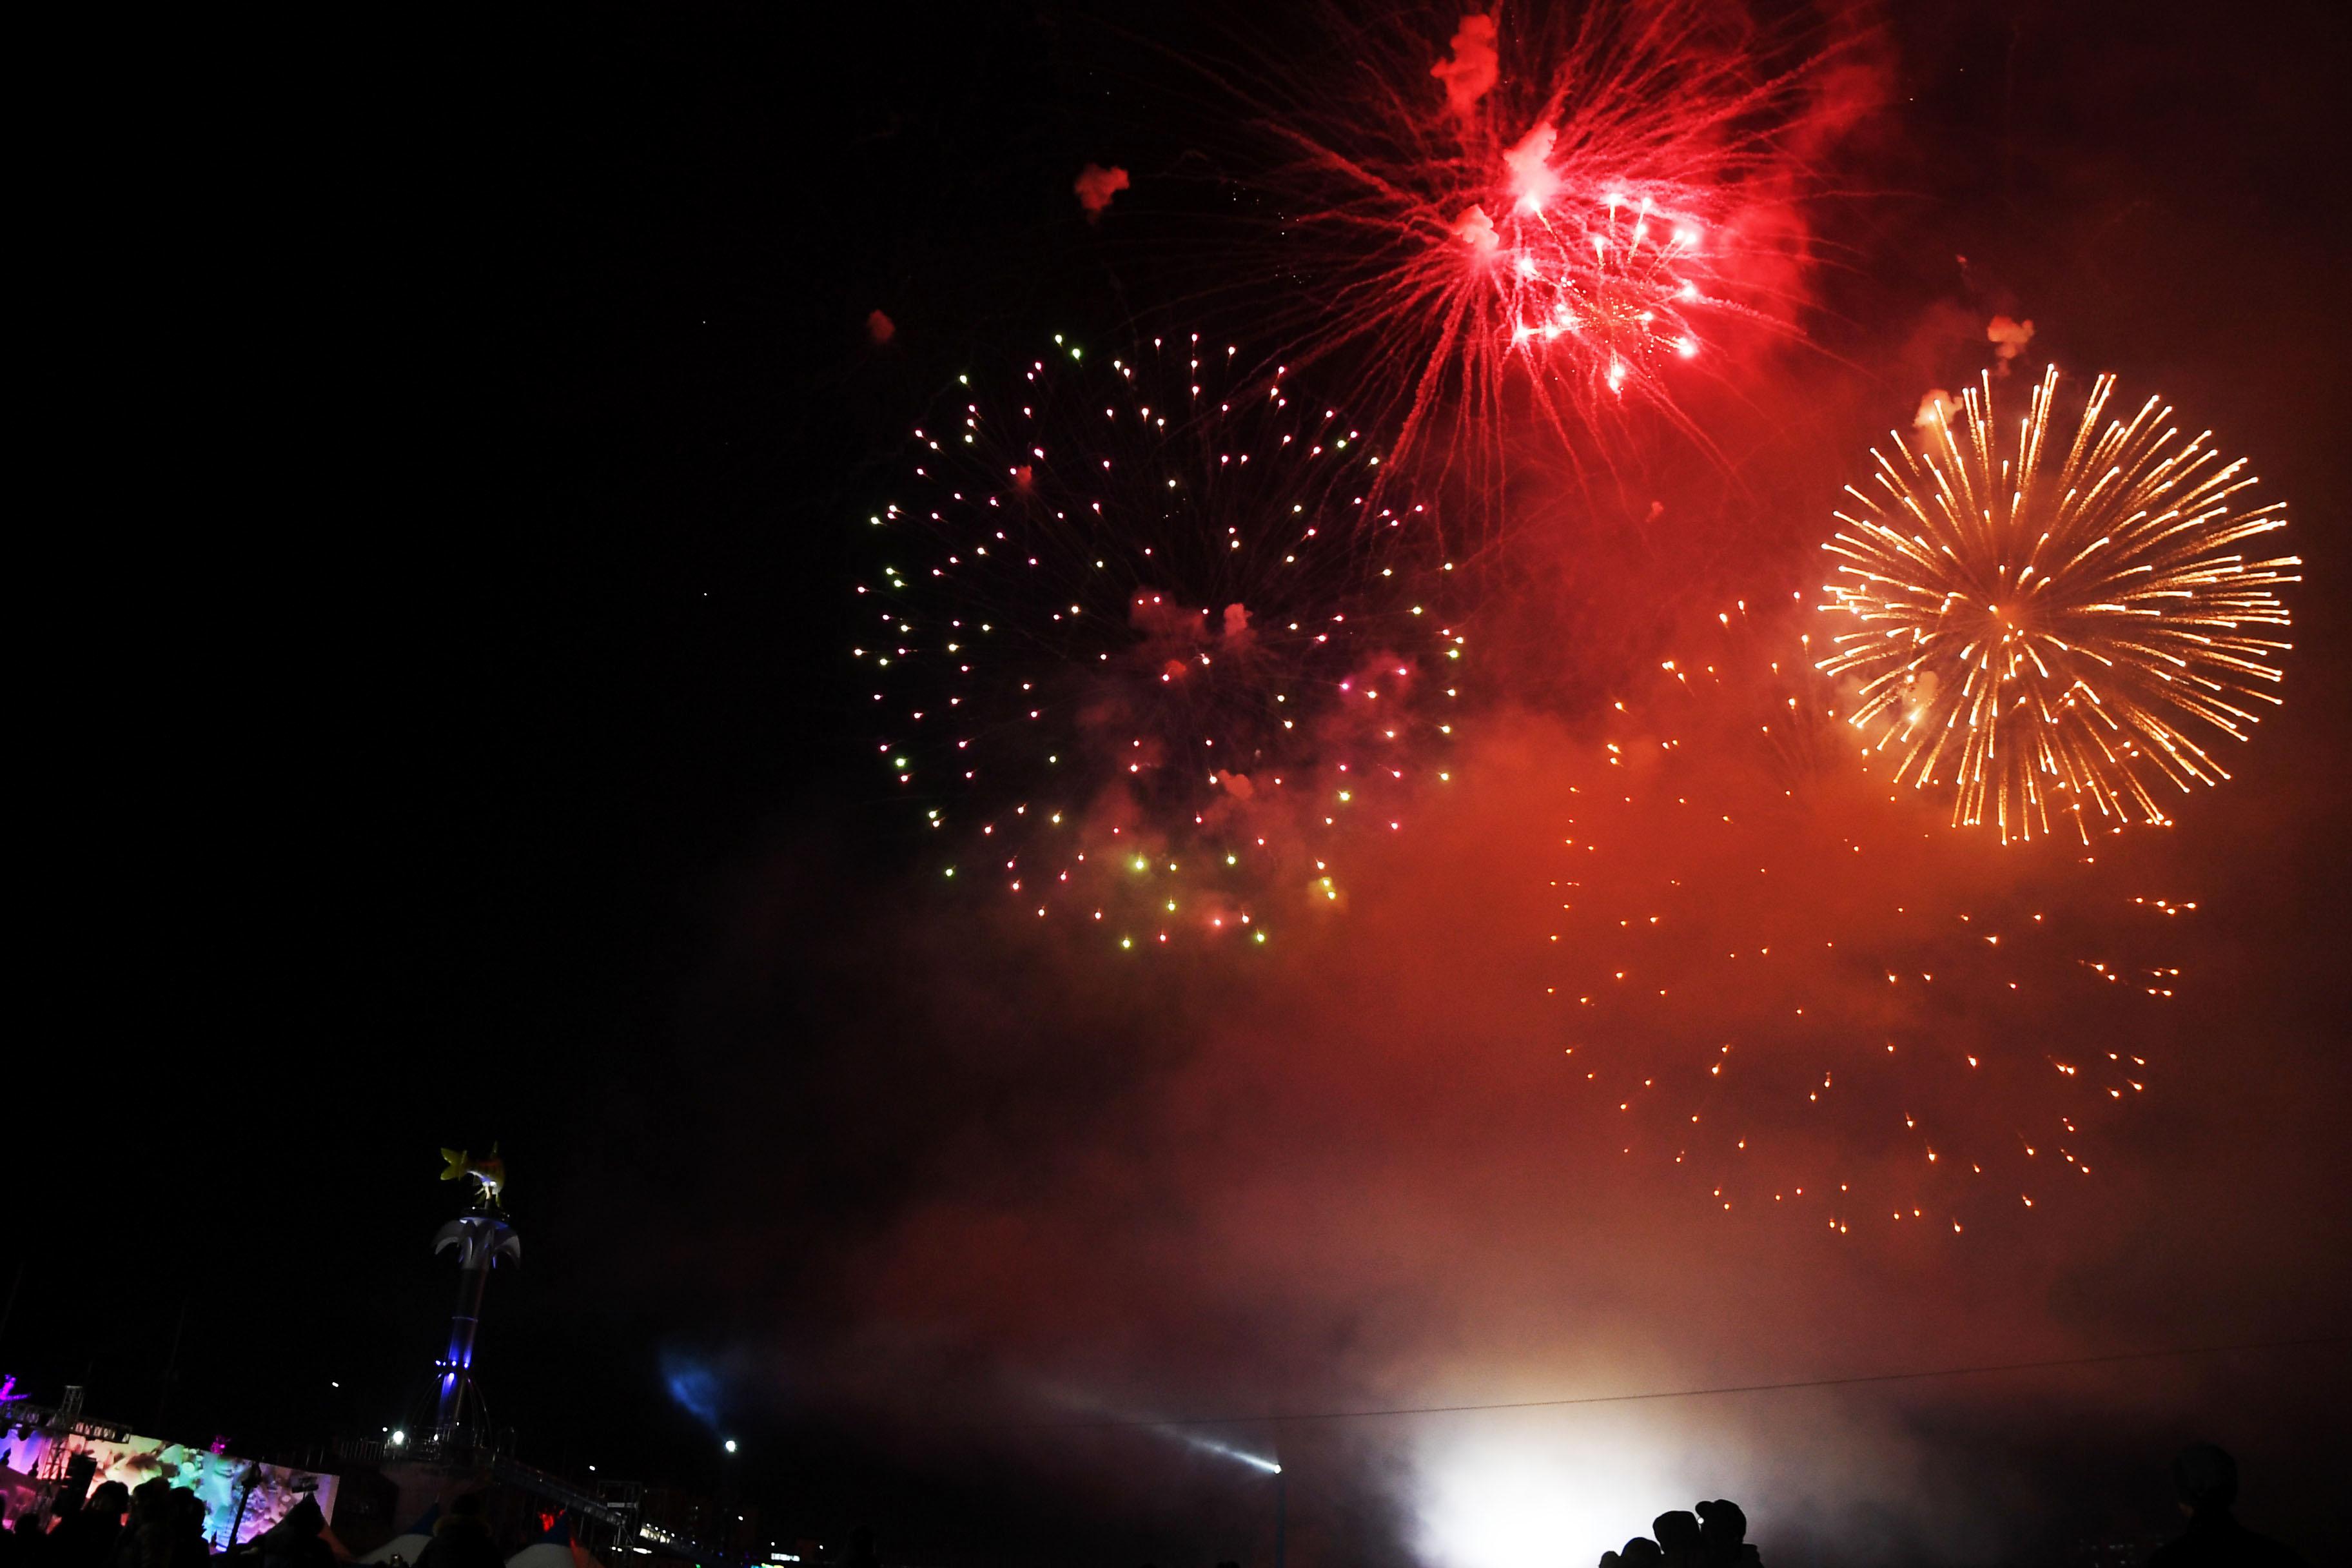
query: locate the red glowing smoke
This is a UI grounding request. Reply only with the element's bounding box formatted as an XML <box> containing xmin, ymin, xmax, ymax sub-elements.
<box><xmin>1074</xmin><ymin>162</ymin><xmax>1132</xmax><ymax>220</ymax></box>
<box><xmin>1431</xmin><ymin>13</ymin><xmax>1499</xmax><ymax>118</ymax></box>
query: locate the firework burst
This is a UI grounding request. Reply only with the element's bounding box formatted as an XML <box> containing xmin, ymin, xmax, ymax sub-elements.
<box><xmin>1818</xmin><ymin>368</ymin><xmax>2299</xmax><ymax>843</ymax></box>
<box><xmin>856</xmin><ymin>332</ymin><xmax>1464</xmax><ymax>948</ymax></box>
<box><xmin>1672</xmin><ymin>593</ymin><xmax>1845</xmax><ymax>792</ymax></box>
<box><xmin>1534</xmin><ymin>621</ymin><xmax>2191</xmax><ymax>1234</ymax></box>
<box><xmin>1166</xmin><ymin>0</ymin><xmax>1834</xmax><ymax>514</ymax></box>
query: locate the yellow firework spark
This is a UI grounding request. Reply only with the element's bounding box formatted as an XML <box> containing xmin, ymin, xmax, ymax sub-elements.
<box><xmin>1818</xmin><ymin>367</ymin><xmax>2299</xmax><ymax>843</ymax></box>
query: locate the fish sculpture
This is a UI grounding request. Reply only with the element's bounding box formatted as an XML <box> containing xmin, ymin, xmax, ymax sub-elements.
<box><xmin>439</xmin><ymin>1146</ymin><xmax>508</xmax><ymax>1210</ymax></box>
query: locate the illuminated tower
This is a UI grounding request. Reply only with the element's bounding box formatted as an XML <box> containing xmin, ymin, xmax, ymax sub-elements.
<box><xmin>431</xmin><ymin>1148</ymin><xmax>519</xmax><ymax>1441</ymax></box>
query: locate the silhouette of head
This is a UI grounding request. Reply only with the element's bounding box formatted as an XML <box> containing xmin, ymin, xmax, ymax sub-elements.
<box><xmin>1652</xmin><ymin>1511</ymin><xmax>1701</xmax><ymax>1552</ymax></box>
<box><xmin>1619</xmin><ymin>1540</ymin><xmax>1663</xmax><ymax>1565</ymax></box>
<box><xmin>2172</xmin><ymin>1443</ymin><xmax>2239</xmax><ymax>1513</ymax></box>
<box><xmin>1696</xmin><ymin>1499</ymin><xmax>1747</xmax><ymax>1545</ymax></box>
<box><xmin>90</xmin><ymin>1482</ymin><xmax>131</xmax><ymax>1521</ymax></box>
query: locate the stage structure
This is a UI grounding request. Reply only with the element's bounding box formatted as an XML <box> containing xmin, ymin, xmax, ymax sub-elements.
<box><xmin>431</xmin><ymin>1147</ymin><xmax>519</xmax><ymax>1442</ymax></box>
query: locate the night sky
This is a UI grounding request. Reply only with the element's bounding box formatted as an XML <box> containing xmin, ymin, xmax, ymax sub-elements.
<box><xmin>20</xmin><ymin>2</ymin><xmax>2350</xmax><ymax>1564</ymax></box>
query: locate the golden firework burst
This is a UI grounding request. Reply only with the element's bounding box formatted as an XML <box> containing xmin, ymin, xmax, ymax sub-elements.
<box><xmin>1818</xmin><ymin>367</ymin><xmax>2298</xmax><ymax>842</ymax></box>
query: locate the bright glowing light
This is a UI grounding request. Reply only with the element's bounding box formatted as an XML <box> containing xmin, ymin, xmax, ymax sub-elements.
<box><xmin>1179</xmin><ymin>1433</ymin><xmax>1283</xmax><ymax>1475</ymax></box>
<box><xmin>1491</xmin><ymin>193</ymin><xmax>1719</xmax><ymax>401</ymax></box>
<box><xmin>1411</xmin><ymin>1422</ymin><xmax>1697</xmax><ymax>1568</ymax></box>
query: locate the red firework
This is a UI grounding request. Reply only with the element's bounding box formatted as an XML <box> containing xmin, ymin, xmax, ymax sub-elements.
<box><xmin>1170</xmin><ymin>1</ymin><xmax>1838</xmax><ymax>515</ymax></box>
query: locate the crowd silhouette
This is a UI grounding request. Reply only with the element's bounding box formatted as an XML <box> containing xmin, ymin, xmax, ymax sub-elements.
<box><xmin>1589</xmin><ymin>1446</ymin><xmax>2307</xmax><ymax>1567</ymax></box>
<box><xmin>0</xmin><ymin>1452</ymin><xmax>514</xmax><ymax>1568</ymax></box>
<box><xmin>1597</xmin><ymin>1497</ymin><xmax>1760</xmax><ymax>1566</ymax></box>
<box><xmin>2</xmin><ymin>1456</ymin><xmax>323</xmax><ymax>1568</ymax></box>
<box><xmin>3</xmin><ymin>1440</ymin><xmax>2313</xmax><ymax>1567</ymax></box>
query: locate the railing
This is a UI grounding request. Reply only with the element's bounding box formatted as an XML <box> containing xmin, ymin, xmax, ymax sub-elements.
<box><xmin>331</xmin><ymin>1430</ymin><xmax>518</xmax><ymax>1469</ymax></box>
<box><xmin>1</xmin><ymin>1403</ymin><xmax>135</xmax><ymax>1446</ymax></box>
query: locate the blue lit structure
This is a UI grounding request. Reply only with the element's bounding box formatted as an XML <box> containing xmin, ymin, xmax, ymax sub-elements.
<box><xmin>429</xmin><ymin>1159</ymin><xmax>520</xmax><ymax>1440</ymax></box>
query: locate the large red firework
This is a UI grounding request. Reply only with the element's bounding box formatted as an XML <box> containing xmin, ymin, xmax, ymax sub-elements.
<box><xmin>1170</xmin><ymin>1</ymin><xmax>1843</xmax><ymax>521</ymax></box>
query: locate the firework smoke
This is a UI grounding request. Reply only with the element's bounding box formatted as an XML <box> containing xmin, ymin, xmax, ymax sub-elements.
<box><xmin>1075</xmin><ymin>162</ymin><xmax>1132</xmax><ymax>220</ymax></box>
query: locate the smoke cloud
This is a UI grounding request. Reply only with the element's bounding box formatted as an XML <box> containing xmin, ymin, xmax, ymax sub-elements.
<box><xmin>1501</xmin><ymin>124</ymin><xmax>1558</xmax><ymax>210</ymax></box>
<box><xmin>654</xmin><ymin>574</ymin><xmax>2344</xmax><ymax>1561</ymax></box>
<box><xmin>1986</xmin><ymin>315</ymin><xmax>2035</xmax><ymax>375</ymax></box>
<box><xmin>1075</xmin><ymin>162</ymin><xmax>1132</xmax><ymax>220</ymax></box>
<box><xmin>1430</xmin><ymin>15</ymin><xmax>1500</xmax><ymax>119</ymax></box>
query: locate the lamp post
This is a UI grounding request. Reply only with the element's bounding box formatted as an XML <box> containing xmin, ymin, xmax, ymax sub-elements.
<box><xmin>1273</xmin><ymin>1464</ymin><xmax>1286</xmax><ymax>1568</ymax></box>
<box><xmin>224</xmin><ymin>1464</ymin><xmax>260</xmax><ymax>1551</ymax></box>
<box><xmin>720</xmin><ymin>1438</ymin><xmax>740</xmax><ymax>1561</ymax></box>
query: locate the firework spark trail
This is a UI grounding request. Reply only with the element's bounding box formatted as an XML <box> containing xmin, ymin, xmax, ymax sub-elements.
<box><xmin>855</xmin><ymin>332</ymin><xmax>1465</xmax><ymax>950</ymax></box>
<box><xmin>1818</xmin><ymin>367</ymin><xmax>2300</xmax><ymax>843</ymax></box>
<box><xmin>1159</xmin><ymin>1</ymin><xmax>1841</xmax><ymax>527</ymax></box>
<box><xmin>1533</xmin><ymin>602</ymin><xmax>2190</xmax><ymax>1234</ymax></box>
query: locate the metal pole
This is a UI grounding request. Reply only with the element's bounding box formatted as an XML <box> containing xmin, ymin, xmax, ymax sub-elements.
<box><xmin>1274</xmin><ymin>1467</ymin><xmax>1286</xmax><ymax>1568</ymax></box>
<box><xmin>225</xmin><ymin>1467</ymin><xmax>257</xmax><ymax>1551</ymax></box>
<box><xmin>437</xmin><ymin>1251</ymin><xmax>493</xmax><ymax>1435</ymax></box>
<box><xmin>719</xmin><ymin>1442</ymin><xmax>739</xmax><ymax>1563</ymax></box>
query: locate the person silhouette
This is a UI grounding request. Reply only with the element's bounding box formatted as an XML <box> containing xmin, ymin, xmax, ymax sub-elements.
<box><xmin>54</xmin><ymin>1482</ymin><xmax>129</xmax><ymax>1568</ymax></box>
<box><xmin>255</xmin><ymin>1496</ymin><xmax>332</xmax><ymax>1568</ymax></box>
<box><xmin>413</xmin><ymin>1495</ymin><xmax>500</xmax><ymax>1568</ymax></box>
<box><xmin>1696</xmin><ymin>1499</ymin><xmax>1760</xmax><ymax>1565</ymax></box>
<box><xmin>1652</xmin><ymin>1511</ymin><xmax>1701</xmax><ymax>1567</ymax></box>
<box><xmin>2146</xmin><ymin>1443</ymin><xmax>2304</xmax><ymax>1566</ymax></box>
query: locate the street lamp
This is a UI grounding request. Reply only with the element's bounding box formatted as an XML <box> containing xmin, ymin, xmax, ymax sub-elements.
<box><xmin>1274</xmin><ymin>1464</ymin><xmax>1286</xmax><ymax>1568</ymax></box>
<box><xmin>718</xmin><ymin>1438</ymin><xmax>743</xmax><ymax>1558</ymax></box>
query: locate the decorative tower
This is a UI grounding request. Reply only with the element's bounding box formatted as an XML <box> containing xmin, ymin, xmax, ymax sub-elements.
<box><xmin>431</xmin><ymin>1146</ymin><xmax>520</xmax><ymax>1442</ymax></box>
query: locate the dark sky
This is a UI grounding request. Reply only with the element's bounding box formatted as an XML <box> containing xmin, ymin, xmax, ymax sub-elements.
<box><xmin>21</xmin><ymin>2</ymin><xmax>2350</xmax><ymax>1564</ymax></box>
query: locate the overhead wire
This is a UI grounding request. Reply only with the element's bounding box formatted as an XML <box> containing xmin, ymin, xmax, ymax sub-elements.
<box><xmin>1023</xmin><ymin>1334</ymin><xmax>2351</xmax><ymax>1430</ymax></box>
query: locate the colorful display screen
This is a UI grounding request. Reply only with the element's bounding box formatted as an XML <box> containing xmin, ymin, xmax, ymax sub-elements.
<box><xmin>0</xmin><ymin>1423</ymin><xmax>338</xmax><ymax>1548</ymax></box>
